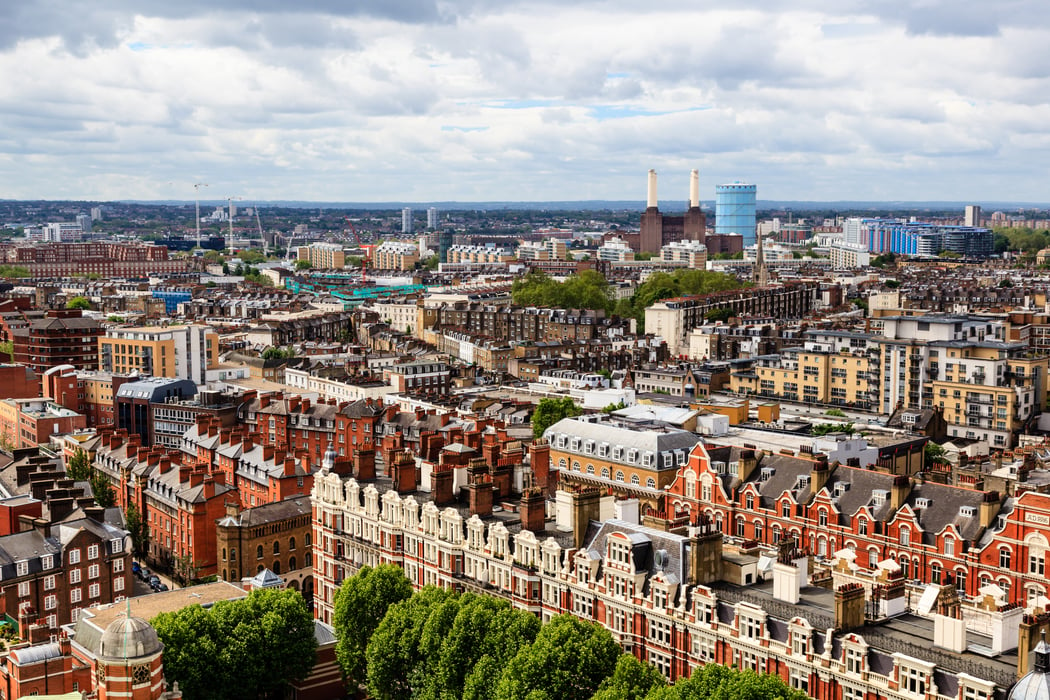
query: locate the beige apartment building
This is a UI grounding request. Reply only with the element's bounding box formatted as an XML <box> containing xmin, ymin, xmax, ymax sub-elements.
<box><xmin>297</xmin><ymin>243</ymin><xmax>346</xmax><ymax>269</ymax></box>
<box><xmin>730</xmin><ymin>343</ymin><xmax>873</xmax><ymax>408</ymax></box>
<box><xmin>98</xmin><ymin>325</ymin><xmax>219</xmax><ymax>384</ymax></box>
<box><xmin>372</xmin><ymin>242</ymin><xmax>420</xmax><ymax>271</ymax></box>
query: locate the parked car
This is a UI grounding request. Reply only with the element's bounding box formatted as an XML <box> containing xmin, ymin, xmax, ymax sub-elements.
<box><xmin>154</xmin><ymin>583</ymin><xmax>169</xmax><ymax>592</ymax></box>
<box><xmin>131</xmin><ymin>561</ymin><xmax>141</xmax><ymax>576</ymax></box>
<box><xmin>138</xmin><ymin>568</ymin><xmax>151</xmax><ymax>582</ymax></box>
<box><xmin>148</xmin><ymin>575</ymin><xmax>161</xmax><ymax>589</ymax></box>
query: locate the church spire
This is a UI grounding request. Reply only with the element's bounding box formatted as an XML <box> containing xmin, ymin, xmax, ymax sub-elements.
<box><xmin>754</xmin><ymin>233</ymin><xmax>768</xmax><ymax>287</ymax></box>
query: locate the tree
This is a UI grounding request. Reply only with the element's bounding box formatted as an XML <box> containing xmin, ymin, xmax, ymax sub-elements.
<box><xmin>925</xmin><ymin>441</ymin><xmax>948</xmax><ymax>467</ymax></box>
<box><xmin>173</xmin><ymin>553</ymin><xmax>202</xmax><ymax>586</ymax></box>
<box><xmin>334</xmin><ymin>564</ymin><xmax>413</xmax><ymax>688</ymax></box>
<box><xmin>0</xmin><ymin>265</ymin><xmax>30</xmax><ymax>279</ymax></box>
<box><xmin>531</xmin><ymin>397</ymin><xmax>582</xmax><ymax>439</ymax></box>
<box><xmin>153</xmin><ymin>587</ymin><xmax>317</xmax><ymax>700</ymax></box>
<box><xmin>705</xmin><ymin>307</ymin><xmax>733</xmax><ymax>322</ymax></box>
<box><xmin>424</xmin><ymin>255</ymin><xmax>440</xmax><ymax>270</ymax></box>
<box><xmin>591</xmin><ymin>654</ymin><xmax>666</xmax><ymax>700</ymax></box>
<box><xmin>295</xmin><ymin>259</ymin><xmax>312</xmax><ymax>270</ymax></box>
<box><xmin>125</xmin><ymin>502</ymin><xmax>149</xmax><ymax>558</ymax></box>
<box><xmin>366</xmin><ymin>586</ymin><xmax>457</xmax><ymax>700</ymax></box>
<box><xmin>494</xmin><ymin>614</ymin><xmax>621</xmax><ymax>700</ymax></box>
<box><xmin>601</xmin><ymin>401</ymin><xmax>626</xmax><ymax>414</ymax></box>
<box><xmin>262</xmin><ymin>346</ymin><xmax>296</xmax><ymax>360</ymax></box>
<box><xmin>89</xmin><ymin>470</ymin><xmax>116</xmax><ymax>508</ymax></box>
<box><xmin>66</xmin><ymin>296</ymin><xmax>91</xmax><ymax>310</ymax></box>
<box><xmin>648</xmin><ymin>663</ymin><xmax>807</xmax><ymax>700</ymax></box>
<box><xmin>66</xmin><ymin>448</ymin><xmax>92</xmax><ymax>481</ymax></box>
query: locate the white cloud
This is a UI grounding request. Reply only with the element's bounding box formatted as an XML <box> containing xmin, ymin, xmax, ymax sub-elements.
<box><xmin>0</xmin><ymin>1</ymin><xmax>1046</xmax><ymax>202</ymax></box>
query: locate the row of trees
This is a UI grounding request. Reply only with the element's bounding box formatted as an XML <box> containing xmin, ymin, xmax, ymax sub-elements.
<box><xmin>993</xmin><ymin>227</ymin><xmax>1050</xmax><ymax>254</ymax></box>
<box><xmin>333</xmin><ymin>565</ymin><xmax>806</xmax><ymax>700</ymax></box>
<box><xmin>152</xmin><ymin>588</ymin><xmax>317</xmax><ymax>700</ymax></box>
<box><xmin>510</xmin><ymin>268</ymin><xmax>744</xmax><ymax>327</ymax></box>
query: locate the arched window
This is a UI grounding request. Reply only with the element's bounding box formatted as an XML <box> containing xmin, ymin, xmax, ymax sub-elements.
<box><xmin>754</xmin><ymin>520</ymin><xmax>763</xmax><ymax>542</ymax></box>
<box><xmin>772</xmin><ymin>524</ymin><xmax>781</xmax><ymax>543</ymax></box>
<box><xmin>230</xmin><ymin>548</ymin><xmax>236</xmax><ymax>561</ymax></box>
<box><xmin>955</xmin><ymin>568</ymin><xmax>967</xmax><ymax>593</ymax></box>
<box><xmin>646</xmin><ymin>478</ymin><xmax>656</xmax><ymax>489</ymax></box>
<box><xmin>289</xmin><ymin>537</ymin><xmax>296</xmax><ymax>551</ymax></box>
<box><xmin>258</xmin><ymin>564</ymin><xmax>264</xmax><ymax>574</ymax></box>
<box><xmin>930</xmin><ymin>562</ymin><xmax>942</xmax><ymax>584</ymax></box>
<box><xmin>631</xmin><ymin>474</ymin><xmax>640</xmax><ymax>485</ymax></box>
<box><xmin>559</xmin><ymin>458</ymin><xmax>567</xmax><ymax>469</ymax></box>
<box><xmin>273</xmin><ymin>541</ymin><xmax>281</xmax><ymax>555</ymax></box>
<box><xmin>615</xmin><ymin>471</ymin><xmax>625</xmax><ymax>483</ymax></box>
<box><xmin>818</xmin><ymin>510</ymin><xmax>828</xmax><ymax>527</ymax></box>
<box><xmin>222</xmin><ymin>547</ymin><xmax>226</xmax><ymax>561</ymax></box>
<box><xmin>257</xmin><ymin>545</ymin><xmax>264</xmax><ymax>559</ymax></box>
<box><xmin>745</xmin><ymin>494</ymin><xmax>755</xmax><ymax>510</ymax></box>
<box><xmin>304</xmin><ymin>552</ymin><xmax>312</xmax><ymax>567</ymax></box>
<box><xmin>289</xmin><ymin>556</ymin><xmax>296</xmax><ymax>571</ymax></box>
<box><xmin>222</xmin><ymin>569</ymin><xmax>227</xmax><ymax>581</ymax></box>
<box><xmin>231</xmin><ymin>569</ymin><xmax>238</xmax><ymax>580</ymax></box>
<box><xmin>305</xmin><ymin>533</ymin><xmax>312</xmax><ymax>547</ymax></box>
<box><xmin>601</xmin><ymin>467</ymin><xmax>610</xmax><ymax>479</ymax></box>
<box><xmin>586</xmin><ymin>464</ymin><xmax>595</xmax><ymax>475</ymax></box>
<box><xmin>273</xmin><ymin>560</ymin><xmax>281</xmax><ymax>575</ymax></box>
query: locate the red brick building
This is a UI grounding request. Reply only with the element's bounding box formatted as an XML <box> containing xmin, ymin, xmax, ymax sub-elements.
<box><xmin>10</xmin><ymin>310</ymin><xmax>103</xmax><ymax>373</ymax></box>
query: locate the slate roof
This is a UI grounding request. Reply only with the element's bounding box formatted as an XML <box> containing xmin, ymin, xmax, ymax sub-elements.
<box><xmin>584</xmin><ymin>518</ymin><xmax>690</xmax><ymax>583</ymax></box>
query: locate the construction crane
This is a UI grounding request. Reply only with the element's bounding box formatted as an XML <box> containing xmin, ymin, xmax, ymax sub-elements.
<box><xmin>193</xmin><ymin>183</ymin><xmax>209</xmax><ymax>248</ymax></box>
<box><xmin>285</xmin><ymin>231</ymin><xmax>298</xmax><ymax>263</ymax></box>
<box><xmin>225</xmin><ymin>196</ymin><xmax>243</xmax><ymax>251</ymax></box>
<box><xmin>343</xmin><ymin>216</ymin><xmax>370</xmax><ymax>282</ymax></box>
<box><xmin>254</xmin><ymin>204</ymin><xmax>266</xmax><ymax>255</ymax></box>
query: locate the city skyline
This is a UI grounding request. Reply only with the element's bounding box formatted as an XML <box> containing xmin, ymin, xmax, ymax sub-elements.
<box><xmin>2</xmin><ymin>1</ymin><xmax>1048</xmax><ymax>203</ymax></box>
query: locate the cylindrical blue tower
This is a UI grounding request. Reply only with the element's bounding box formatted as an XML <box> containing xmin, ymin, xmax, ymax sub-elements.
<box><xmin>715</xmin><ymin>183</ymin><xmax>757</xmax><ymax>247</ymax></box>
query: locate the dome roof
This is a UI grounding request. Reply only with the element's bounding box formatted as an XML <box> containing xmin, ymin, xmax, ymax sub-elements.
<box><xmin>1012</xmin><ymin>641</ymin><xmax>1050</xmax><ymax>700</ymax></box>
<box><xmin>99</xmin><ymin>615</ymin><xmax>163</xmax><ymax>660</ymax></box>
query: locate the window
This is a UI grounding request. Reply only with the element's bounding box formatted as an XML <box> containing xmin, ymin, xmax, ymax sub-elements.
<box><xmin>69</xmin><ymin>549</ymin><xmax>80</xmax><ymax>565</ymax></box>
<box><xmin>900</xmin><ymin>527</ymin><xmax>910</xmax><ymax>546</ymax></box>
<box><xmin>649</xmin><ymin>619</ymin><xmax>672</xmax><ymax>645</ymax></box>
<box><xmin>89</xmin><ymin>583</ymin><xmax>100</xmax><ymax>598</ymax></box>
<box><xmin>858</xmin><ymin>519</ymin><xmax>868</xmax><ymax>536</ymax></box>
<box><xmin>257</xmin><ymin>545</ymin><xmax>264</xmax><ymax>559</ymax></box>
<box><xmin>289</xmin><ymin>537</ymin><xmax>296</xmax><ymax>551</ymax></box>
<box><xmin>18</xmin><ymin>582</ymin><xmax>29</xmax><ymax>598</ymax></box>
<box><xmin>16</xmin><ymin>561</ymin><xmax>28</xmax><ymax>577</ymax></box>
<box><xmin>1031</xmin><ymin>553</ymin><xmax>1046</xmax><ymax>576</ymax></box>
<box><xmin>113</xmin><ymin>558</ymin><xmax>124</xmax><ymax>572</ymax></box>
<box><xmin>782</xmin><ymin>502</ymin><xmax>791</xmax><ymax>518</ymax></box>
<box><xmin>71</xmin><ymin>588</ymin><xmax>82</xmax><ymax>604</ymax></box>
<box><xmin>900</xmin><ymin>665</ymin><xmax>927</xmax><ymax>696</ymax></box>
<box><xmin>1000</xmin><ymin>548</ymin><xmax>1012</xmax><ymax>569</ymax></box>
<box><xmin>273</xmin><ymin>541</ymin><xmax>281</xmax><ymax>555</ymax></box>
<box><xmin>745</xmin><ymin>494</ymin><xmax>755</xmax><ymax>510</ymax></box>
<box><xmin>44</xmin><ymin>575</ymin><xmax>56</xmax><ymax>591</ymax></box>
<box><xmin>818</xmin><ymin>510</ymin><xmax>828</xmax><ymax>527</ymax></box>
<box><xmin>114</xmin><ymin>577</ymin><xmax>124</xmax><ymax>592</ymax></box>
<box><xmin>88</xmin><ymin>545</ymin><xmax>99</xmax><ymax>560</ymax></box>
<box><xmin>44</xmin><ymin>594</ymin><xmax>57</xmax><ymax>610</ymax></box>
<box><xmin>89</xmin><ymin>564</ymin><xmax>100</xmax><ymax>580</ymax></box>
<box><xmin>845</xmin><ymin>647</ymin><xmax>864</xmax><ymax>674</ymax></box>
<box><xmin>944</xmin><ymin>537</ymin><xmax>954</xmax><ymax>557</ymax></box>
<box><xmin>42</xmin><ymin>555</ymin><xmax>54</xmax><ymax>570</ymax></box>
<box><xmin>70</xmin><ymin>569</ymin><xmax>81</xmax><ymax>584</ymax></box>
<box><xmin>740</xmin><ymin>615</ymin><xmax>762</xmax><ymax>640</ymax></box>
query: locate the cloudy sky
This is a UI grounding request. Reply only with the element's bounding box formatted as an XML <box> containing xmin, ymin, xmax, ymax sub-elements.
<box><xmin>1</xmin><ymin>1</ymin><xmax>1047</xmax><ymax>204</ymax></box>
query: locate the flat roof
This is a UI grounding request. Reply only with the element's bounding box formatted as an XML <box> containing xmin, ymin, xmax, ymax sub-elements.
<box><xmin>82</xmin><ymin>581</ymin><xmax>246</xmax><ymax>629</ymax></box>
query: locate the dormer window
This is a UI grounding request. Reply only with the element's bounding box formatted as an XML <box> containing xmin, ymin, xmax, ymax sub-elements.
<box><xmin>796</xmin><ymin>475</ymin><xmax>810</xmax><ymax>490</ymax></box>
<box><xmin>915</xmin><ymin>497</ymin><xmax>931</xmax><ymax>509</ymax></box>
<box><xmin>760</xmin><ymin>467</ymin><xmax>774</xmax><ymax>481</ymax></box>
<box><xmin>959</xmin><ymin>505</ymin><xmax>976</xmax><ymax>518</ymax></box>
<box><xmin>872</xmin><ymin>490</ymin><xmax>888</xmax><ymax>507</ymax></box>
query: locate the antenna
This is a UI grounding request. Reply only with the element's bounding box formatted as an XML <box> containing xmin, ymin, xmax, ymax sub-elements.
<box><xmin>225</xmin><ymin>196</ymin><xmax>243</xmax><ymax>251</ymax></box>
<box><xmin>193</xmin><ymin>183</ymin><xmax>209</xmax><ymax>249</ymax></box>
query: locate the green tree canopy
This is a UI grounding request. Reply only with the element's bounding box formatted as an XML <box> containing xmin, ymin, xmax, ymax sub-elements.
<box><xmin>647</xmin><ymin>663</ymin><xmax>807</xmax><ymax>700</ymax></box>
<box><xmin>152</xmin><ymin>588</ymin><xmax>317</xmax><ymax>700</ymax></box>
<box><xmin>125</xmin><ymin>502</ymin><xmax>149</xmax><ymax>558</ymax></box>
<box><xmin>89</xmin><ymin>470</ymin><xmax>116</xmax><ymax>508</ymax></box>
<box><xmin>925</xmin><ymin>441</ymin><xmax>948</xmax><ymax>467</ymax></box>
<box><xmin>66</xmin><ymin>449</ymin><xmax>92</xmax><ymax>481</ymax></box>
<box><xmin>531</xmin><ymin>396</ymin><xmax>582</xmax><ymax>439</ymax></box>
<box><xmin>591</xmin><ymin>654</ymin><xmax>667</xmax><ymax>700</ymax></box>
<box><xmin>494</xmin><ymin>614</ymin><xmax>622</xmax><ymax>700</ymax></box>
<box><xmin>66</xmin><ymin>296</ymin><xmax>91</xmax><ymax>310</ymax></box>
<box><xmin>512</xmin><ymin>270</ymin><xmax>614</xmax><ymax>313</ymax></box>
<box><xmin>334</xmin><ymin>564</ymin><xmax>414</xmax><ymax>688</ymax></box>
<box><xmin>295</xmin><ymin>259</ymin><xmax>312</xmax><ymax>270</ymax></box>
<box><xmin>616</xmin><ymin>269</ymin><xmax>744</xmax><ymax>326</ymax></box>
<box><xmin>0</xmin><ymin>265</ymin><xmax>30</xmax><ymax>279</ymax></box>
<box><xmin>262</xmin><ymin>346</ymin><xmax>297</xmax><ymax>360</ymax></box>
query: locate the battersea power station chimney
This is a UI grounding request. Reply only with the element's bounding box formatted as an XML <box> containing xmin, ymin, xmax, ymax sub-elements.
<box><xmin>690</xmin><ymin>169</ymin><xmax>700</xmax><ymax>208</ymax></box>
<box><xmin>647</xmin><ymin>169</ymin><xmax>658</xmax><ymax>209</ymax></box>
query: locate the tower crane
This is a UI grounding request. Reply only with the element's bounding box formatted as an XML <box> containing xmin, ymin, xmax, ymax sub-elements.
<box><xmin>343</xmin><ymin>216</ymin><xmax>370</xmax><ymax>282</ymax></box>
<box><xmin>225</xmin><ymin>196</ymin><xmax>243</xmax><ymax>251</ymax></box>
<box><xmin>254</xmin><ymin>204</ymin><xmax>266</xmax><ymax>255</ymax></box>
<box><xmin>193</xmin><ymin>183</ymin><xmax>209</xmax><ymax>248</ymax></box>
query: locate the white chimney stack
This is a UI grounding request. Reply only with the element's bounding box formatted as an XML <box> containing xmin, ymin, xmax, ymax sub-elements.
<box><xmin>690</xmin><ymin>169</ymin><xmax>700</xmax><ymax>208</ymax></box>
<box><xmin>647</xmin><ymin>169</ymin><xmax>658</xmax><ymax>208</ymax></box>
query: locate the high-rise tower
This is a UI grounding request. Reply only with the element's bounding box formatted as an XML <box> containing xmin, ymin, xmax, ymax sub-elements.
<box><xmin>715</xmin><ymin>183</ymin><xmax>757</xmax><ymax>247</ymax></box>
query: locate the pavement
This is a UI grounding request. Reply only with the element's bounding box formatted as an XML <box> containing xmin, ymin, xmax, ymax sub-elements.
<box><xmin>131</xmin><ymin>562</ymin><xmax>180</xmax><ymax>597</ymax></box>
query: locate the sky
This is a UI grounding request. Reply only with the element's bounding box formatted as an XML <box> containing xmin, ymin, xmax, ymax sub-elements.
<box><xmin>1</xmin><ymin>1</ymin><xmax>1048</xmax><ymax>204</ymax></box>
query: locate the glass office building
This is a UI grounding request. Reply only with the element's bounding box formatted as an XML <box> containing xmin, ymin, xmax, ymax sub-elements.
<box><xmin>715</xmin><ymin>183</ymin><xmax>757</xmax><ymax>247</ymax></box>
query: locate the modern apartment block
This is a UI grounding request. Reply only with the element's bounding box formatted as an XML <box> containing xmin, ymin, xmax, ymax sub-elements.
<box><xmin>0</xmin><ymin>242</ymin><xmax>187</xmax><ymax>277</ymax></box>
<box><xmin>645</xmin><ymin>283</ymin><xmax>819</xmax><ymax>357</ymax></box>
<box><xmin>297</xmin><ymin>242</ymin><xmax>346</xmax><ymax>270</ymax></box>
<box><xmin>727</xmin><ymin>317</ymin><xmax>1047</xmax><ymax>448</ymax></box>
<box><xmin>372</xmin><ymin>241</ymin><xmax>420</xmax><ymax>271</ymax></box>
<box><xmin>10</xmin><ymin>310</ymin><xmax>103</xmax><ymax>373</ymax></box>
<box><xmin>98</xmin><ymin>324</ymin><xmax>218</xmax><ymax>384</ymax></box>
